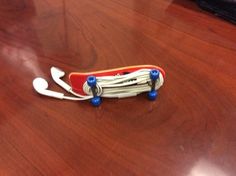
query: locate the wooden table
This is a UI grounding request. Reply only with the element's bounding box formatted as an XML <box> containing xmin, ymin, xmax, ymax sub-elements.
<box><xmin>0</xmin><ymin>0</ymin><xmax>235</xmax><ymax>175</ymax></box>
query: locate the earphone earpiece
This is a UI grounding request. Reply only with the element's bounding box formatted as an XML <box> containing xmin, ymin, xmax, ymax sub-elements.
<box><xmin>50</xmin><ymin>67</ymin><xmax>71</xmax><ymax>92</ymax></box>
<box><xmin>32</xmin><ymin>77</ymin><xmax>64</xmax><ymax>99</ymax></box>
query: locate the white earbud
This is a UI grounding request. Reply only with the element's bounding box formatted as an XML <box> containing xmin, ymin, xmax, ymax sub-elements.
<box><xmin>33</xmin><ymin>77</ymin><xmax>65</xmax><ymax>99</ymax></box>
<box><xmin>32</xmin><ymin>77</ymin><xmax>87</xmax><ymax>101</ymax></box>
<box><xmin>51</xmin><ymin>67</ymin><xmax>71</xmax><ymax>92</ymax></box>
<box><xmin>50</xmin><ymin>67</ymin><xmax>92</xmax><ymax>99</ymax></box>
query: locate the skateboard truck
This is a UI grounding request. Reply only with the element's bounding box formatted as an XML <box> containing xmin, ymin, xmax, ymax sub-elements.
<box><xmin>148</xmin><ymin>69</ymin><xmax>160</xmax><ymax>101</ymax></box>
<box><xmin>87</xmin><ymin>76</ymin><xmax>102</xmax><ymax>106</ymax></box>
<box><xmin>33</xmin><ymin>65</ymin><xmax>165</xmax><ymax>106</ymax></box>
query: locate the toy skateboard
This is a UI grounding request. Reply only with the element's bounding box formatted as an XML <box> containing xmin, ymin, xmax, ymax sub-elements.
<box><xmin>69</xmin><ymin>65</ymin><xmax>165</xmax><ymax>95</ymax></box>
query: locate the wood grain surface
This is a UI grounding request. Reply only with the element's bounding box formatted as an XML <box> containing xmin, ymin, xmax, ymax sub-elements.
<box><xmin>0</xmin><ymin>0</ymin><xmax>235</xmax><ymax>175</ymax></box>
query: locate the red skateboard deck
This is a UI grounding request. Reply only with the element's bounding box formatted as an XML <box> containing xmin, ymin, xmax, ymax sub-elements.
<box><xmin>69</xmin><ymin>65</ymin><xmax>165</xmax><ymax>95</ymax></box>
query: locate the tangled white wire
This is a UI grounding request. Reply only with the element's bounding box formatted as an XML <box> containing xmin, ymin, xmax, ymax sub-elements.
<box><xmin>67</xmin><ymin>69</ymin><xmax>164</xmax><ymax>100</ymax></box>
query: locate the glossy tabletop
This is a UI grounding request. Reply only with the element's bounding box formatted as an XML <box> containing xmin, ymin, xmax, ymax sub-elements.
<box><xmin>0</xmin><ymin>0</ymin><xmax>236</xmax><ymax>175</ymax></box>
